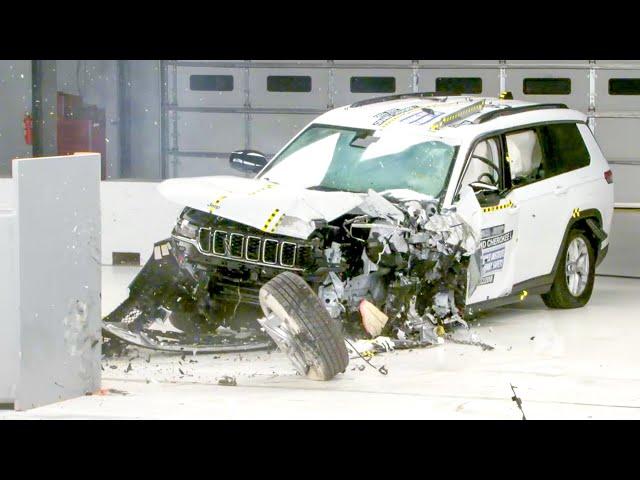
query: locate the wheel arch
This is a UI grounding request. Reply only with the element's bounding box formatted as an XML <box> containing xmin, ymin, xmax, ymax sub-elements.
<box><xmin>551</xmin><ymin>208</ymin><xmax>606</xmax><ymax>278</ymax></box>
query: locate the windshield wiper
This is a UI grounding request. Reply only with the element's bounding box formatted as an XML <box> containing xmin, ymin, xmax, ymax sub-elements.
<box><xmin>306</xmin><ymin>185</ymin><xmax>360</xmax><ymax>193</ymax></box>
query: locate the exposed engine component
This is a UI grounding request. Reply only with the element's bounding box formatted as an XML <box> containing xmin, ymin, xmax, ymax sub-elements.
<box><xmin>103</xmin><ymin>186</ymin><xmax>482</xmax><ymax>379</ymax></box>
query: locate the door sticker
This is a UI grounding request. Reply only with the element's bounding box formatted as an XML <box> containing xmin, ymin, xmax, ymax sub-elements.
<box><xmin>479</xmin><ymin>224</ymin><xmax>514</xmax><ymax>284</ymax></box>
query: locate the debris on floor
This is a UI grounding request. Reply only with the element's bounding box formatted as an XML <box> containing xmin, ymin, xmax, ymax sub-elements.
<box><xmin>510</xmin><ymin>383</ymin><xmax>527</xmax><ymax>420</ymax></box>
<box><xmin>88</xmin><ymin>388</ymin><xmax>129</xmax><ymax>396</ymax></box>
<box><xmin>217</xmin><ymin>375</ymin><xmax>237</xmax><ymax>386</ymax></box>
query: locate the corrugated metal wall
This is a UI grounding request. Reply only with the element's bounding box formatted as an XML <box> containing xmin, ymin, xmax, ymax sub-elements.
<box><xmin>0</xmin><ymin>61</ymin><xmax>32</xmax><ymax>176</ymax></box>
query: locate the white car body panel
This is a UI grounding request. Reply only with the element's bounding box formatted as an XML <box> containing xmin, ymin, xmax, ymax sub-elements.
<box><xmin>158</xmin><ymin>175</ymin><xmax>366</xmax><ymax>239</ymax></box>
<box><xmin>158</xmin><ymin>95</ymin><xmax>614</xmax><ymax>307</ymax></box>
<box><xmin>466</xmin><ymin>200</ymin><xmax>520</xmax><ymax>305</ymax></box>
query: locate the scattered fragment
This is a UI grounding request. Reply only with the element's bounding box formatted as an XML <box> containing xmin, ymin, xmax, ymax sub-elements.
<box><xmin>510</xmin><ymin>383</ymin><xmax>527</xmax><ymax>420</ymax></box>
<box><xmin>360</xmin><ymin>300</ymin><xmax>389</xmax><ymax>338</ymax></box>
<box><xmin>217</xmin><ymin>375</ymin><xmax>237</xmax><ymax>386</ymax></box>
<box><xmin>90</xmin><ymin>388</ymin><xmax>129</xmax><ymax>396</ymax></box>
<box><xmin>125</xmin><ymin>362</ymin><xmax>133</xmax><ymax>373</ymax></box>
<box><xmin>445</xmin><ymin>334</ymin><xmax>495</xmax><ymax>351</ymax></box>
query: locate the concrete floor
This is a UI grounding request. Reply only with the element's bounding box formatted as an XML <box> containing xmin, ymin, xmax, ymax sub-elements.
<box><xmin>2</xmin><ymin>266</ymin><xmax>640</xmax><ymax>419</ymax></box>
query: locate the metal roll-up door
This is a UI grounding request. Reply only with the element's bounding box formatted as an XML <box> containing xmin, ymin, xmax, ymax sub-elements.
<box><xmin>593</xmin><ymin>61</ymin><xmax>640</xmax><ymax>277</ymax></box>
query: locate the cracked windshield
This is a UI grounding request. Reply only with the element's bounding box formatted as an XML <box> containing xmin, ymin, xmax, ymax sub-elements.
<box><xmin>260</xmin><ymin>125</ymin><xmax>459</xmax><ymax>197</ymax></box>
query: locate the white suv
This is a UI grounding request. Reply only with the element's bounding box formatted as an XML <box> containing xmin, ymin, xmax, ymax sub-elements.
<box><xmin>105</xmin><ymin>93</ymin><xmax>614</xmax><ymax>378</ymax></box>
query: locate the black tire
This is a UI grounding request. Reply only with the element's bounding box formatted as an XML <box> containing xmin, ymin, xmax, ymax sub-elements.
<box><xmin>542</xmin><ymin>229</ymin><xmax>595</xmax><ymax>309</ymax></box>
<box><xmin>259</xmin><ymin>272</ymin><xmax>349</xmax><ymax>381</ymax></box>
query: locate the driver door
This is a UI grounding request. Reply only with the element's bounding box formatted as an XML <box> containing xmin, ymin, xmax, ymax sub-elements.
<box><xmin>458</xmin><ymin>136</ymin><xmax>521</xmax><ymax>305</ymax></box>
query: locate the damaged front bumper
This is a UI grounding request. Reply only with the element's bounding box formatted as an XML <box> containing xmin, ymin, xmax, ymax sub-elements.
<box><xmin>104</xmin><ymin>185</ymin><xmax>484</xmax><ymax>363</ymax></box>
<box><xmin>103</xmin><ymin>237</ymin><xmax>275</xmax><ymax>353</ymax></box>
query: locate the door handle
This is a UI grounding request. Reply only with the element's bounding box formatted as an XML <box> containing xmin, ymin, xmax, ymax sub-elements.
<box><xmin>555</xmin><ymin>185</ymin><xmax>569</xmax><ymax>196</ymax></box>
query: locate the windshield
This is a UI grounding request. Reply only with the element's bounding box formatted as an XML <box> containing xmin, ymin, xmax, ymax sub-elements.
<box><xmin>258</xmin><ymin>124</ymin><xmax>458</xmax><ymax>197</ymax></box>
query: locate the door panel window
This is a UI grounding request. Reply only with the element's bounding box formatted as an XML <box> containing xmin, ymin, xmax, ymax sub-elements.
<box><xmin>461</xmin><ymin>138</ymin><xmax>501</xmax><ymax>187</ymax></box>
<box><xmin>505</xmin><ymin>129</ymin><xmax>544</xmax><ymax>186</ymax></box>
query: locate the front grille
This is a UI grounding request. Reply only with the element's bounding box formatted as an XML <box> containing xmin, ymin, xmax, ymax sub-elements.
<box><xmin>229</xmin><ymin>233</ymin><xmax>244</xmax><ymax>258</ymax></box>
<box><xmin>196</xmin><ymin>228</ymin><xmax>314</xmax><ymax>270</ymax></box>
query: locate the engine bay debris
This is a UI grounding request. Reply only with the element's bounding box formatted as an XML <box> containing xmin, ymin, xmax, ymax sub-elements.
<box><xmin>103</xmin><ymin>184</ymin><xmax>492</xmax><ymax>379</ymax></box>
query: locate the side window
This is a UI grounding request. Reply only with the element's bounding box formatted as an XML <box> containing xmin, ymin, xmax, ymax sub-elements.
<box><xmin>505</xmin><ymin>129</ymin><xmax>544</xmax><ymax>186</ymax></box>
<box><xmin>537</xmin><ymin>123</ymin><xmax>590</xmax><ymax>176</ymax></box>
<box><xmin>461</xmin><ymin>138</ymin><xmax>501</xmax><ymax>187</ymax></box>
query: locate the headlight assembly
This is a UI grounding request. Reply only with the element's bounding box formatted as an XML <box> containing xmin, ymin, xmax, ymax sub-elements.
<box><xmin>174</xmin><ymin>218</ymin><xmax>198</xmax><ymax>239</ymax></box>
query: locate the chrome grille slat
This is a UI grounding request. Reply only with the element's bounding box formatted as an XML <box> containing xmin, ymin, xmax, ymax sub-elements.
<box><xmin>245</xmin><ymin>236</ymin><xmax>262</xmax><ymax>261</ymax></box>
<box><xmin>212</xmin><ymin>230</ymin><xmax>228</xmax><ymax>255</ymax></box>
<box><xmin>192</xmin><ymin>227</ymin><xmax>312</xmax><ymax>271</ymax></box>
<box><xmin>198</xmin><ymin>227</ymin><xmax>212</xmax><ymax>252</ymax></box>
<box><xmin>229</xmin><ymin>233</ymin><xmax>244</xmax><ymax>258</ymax></box>
<box><xmin>280</xmin><ymin>241</ymin><xmax>296</xmax><ymax>268</ymax></box>
<box><xmin>263</xmin><ymin>239</ymin><xmax>278</xmax><ymax>264</ymax></box>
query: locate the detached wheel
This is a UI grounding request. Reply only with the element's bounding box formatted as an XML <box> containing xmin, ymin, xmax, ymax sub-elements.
<box><xmin>542</xmin><ymin>229</ymin><xmax>595</xmax><ymax>309</ymax></box>
<box><xmin>259</xmin><ymin>272</ymin><xmax>349</xmax><ymax>381</ymax></box>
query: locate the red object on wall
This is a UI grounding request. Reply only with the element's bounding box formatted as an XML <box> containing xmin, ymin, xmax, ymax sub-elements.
<box><xmin>56</xmin><ymin>92</ymin><xmax>107</xmax><ymax>179</ymax></box>
<box><xmin>23</xmin><ymin>113</ymin><xmax>33</xmax><ymax>145</ymax></box>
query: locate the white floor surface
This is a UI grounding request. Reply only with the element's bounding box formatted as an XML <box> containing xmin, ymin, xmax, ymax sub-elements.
<box><xmin>2</xmin><ymin>267</ymin><xmax>639</xmax><ymax>419</ymax></box>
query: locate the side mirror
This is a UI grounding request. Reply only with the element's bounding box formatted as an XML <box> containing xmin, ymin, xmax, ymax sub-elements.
<box><xmin>229</xmin><ymin>150</ymin><xmax>268</xmax><ymax>174</ymax></box>
<box><xmin>469</xmin><ymin>181</ymin><xmax>499</xmax><ymax>193</ymax></box>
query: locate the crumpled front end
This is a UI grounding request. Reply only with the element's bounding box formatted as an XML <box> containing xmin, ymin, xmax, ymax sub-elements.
<box><xmin>103</xmin><ymin>176</ymin><xmax>483</xmax><ymax>360</ymax></box>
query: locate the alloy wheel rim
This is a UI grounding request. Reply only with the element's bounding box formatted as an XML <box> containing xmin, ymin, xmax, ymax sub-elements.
<box><xmin>565</xmin><ymin>237</ymin><xmax>589</xmax><ymax>297</ymax></box>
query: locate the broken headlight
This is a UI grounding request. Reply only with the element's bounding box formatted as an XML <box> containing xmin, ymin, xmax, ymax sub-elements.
<box><xmin>174</xmin><ymin>217</ymin><xmax>199</xmax><ymax>239</ymax></box>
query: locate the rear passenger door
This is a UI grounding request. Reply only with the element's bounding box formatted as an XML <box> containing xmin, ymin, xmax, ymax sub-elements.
<box><xmin>506</xmin><ymin>126</ymin><xmax>571</xmax><ymax>285</ymax></box>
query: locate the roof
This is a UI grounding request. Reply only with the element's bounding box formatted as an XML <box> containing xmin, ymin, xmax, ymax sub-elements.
<box><xmin>313</xmin><ymin>95</ymin><xmax>587</xmax><ymax>141</ymax></box>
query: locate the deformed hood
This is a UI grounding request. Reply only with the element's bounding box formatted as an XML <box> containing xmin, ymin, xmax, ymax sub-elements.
<box><xmin>158</xmin><ymin>176</ymin><xmax>370</xmax><ymax>239</ymax></box>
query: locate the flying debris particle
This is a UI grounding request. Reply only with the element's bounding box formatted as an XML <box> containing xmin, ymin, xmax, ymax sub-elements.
<box><xmin>179</xmin><ymin>368</ymin><xmax>185</xmax><ymax>375</ymax></box>
<box><xmin>510</xmin><ymin>383</ymin><xmax>527</xmax><ymax>420</ymax></box>
<box><xmin>530</xmin><ymin>336</ymin><xmax>535</xmax><ymax>341</ymax></box>
<box><xmin>109</xmin><ymin>365</ymin><xmax>117</xmax><ymax>369</ymax></box>
<box><xmin>90</xmin><ymin>388</ymin><xmax>129</xmax><ymax>396</ymax></box>
<box><xmin>125</xmin><ymin>362</ymin><xmax>133</xmax><ymax>373</ymax></box>
<box><xmin>218</xmin><ymin>375</ymin><xmax>237</xmax><ymax>386</ymax></box>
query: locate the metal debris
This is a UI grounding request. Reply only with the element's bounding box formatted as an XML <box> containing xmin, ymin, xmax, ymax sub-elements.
<box><xmin>444</xmin><ymin>333</ymin><xmax>495</xmax><ymax>351</ymax></box>
<box><xmin>217</xmin><ymin>375</ymin><xmax>237</xmax><ymax>386</ymax></box>
<box><xmin>89</xmin><ymin>388</ymin><xmax>129</xmax><ymax>396</ymax></box>
<box><xmin>510</xmin><ymin>383</ymin><xmax>527</xmax><ymax>420</ymax></box>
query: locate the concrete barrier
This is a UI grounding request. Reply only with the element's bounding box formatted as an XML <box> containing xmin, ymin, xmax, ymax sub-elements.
<box><xmin>0</xmin><ymin>154</ymin><xmax>101</xmax><ymax>410</ymax></box>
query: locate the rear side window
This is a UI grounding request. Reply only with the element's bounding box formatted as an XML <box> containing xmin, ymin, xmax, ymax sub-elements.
<box><xmin>538</xmin><ymin>123</ymin><xmax>590</xmax><ymax>176</ymax></box>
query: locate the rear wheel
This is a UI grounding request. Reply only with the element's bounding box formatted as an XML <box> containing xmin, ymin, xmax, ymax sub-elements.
<box><xmin>542</xmin><ymin>229</ymin><xmax>595</xmax><ymax>309</ymax></box>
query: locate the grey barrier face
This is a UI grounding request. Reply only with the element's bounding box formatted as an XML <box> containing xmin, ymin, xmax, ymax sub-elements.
<box><xmin>13</xmin><ymin>154</ymin><xmax>101</xmax><ymax>410</ymax></box>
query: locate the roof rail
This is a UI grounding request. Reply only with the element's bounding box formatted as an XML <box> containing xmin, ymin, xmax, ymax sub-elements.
<box><xmin>350</xmin><ymin>91</ymin><xmax>465</xmax><ymax>108</ymax></box>
<box><xmin>473</xmin><ymin>103</ymin><xmax>568</xmax><ymax>124</ymax></box>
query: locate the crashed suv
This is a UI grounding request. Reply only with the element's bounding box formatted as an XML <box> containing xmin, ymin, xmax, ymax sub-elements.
<box><xmin>104</xmin><ymin>93</ymin><xmax>614</xmax><ymax>380</ymax></box>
